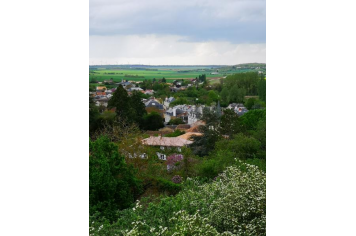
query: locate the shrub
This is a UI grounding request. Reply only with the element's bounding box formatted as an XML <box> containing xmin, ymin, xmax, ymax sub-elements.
<box><xmin>171</xmin><ymin>175</ymin><xmax>182</xmax><ymax>184</ymax></box>
<box><xmin>166</xmin><ymin>154</ymin><xmax>183</xmax><ymax>171</ymax></box>
<box><xmin>91</xmin><ymin>161</ymin><xmax>266</xmax><ymax>235</ymax></box>
<box><xmin>155</xmin><ymin>177</ymin><xmax>182</xmax><ymax>195</ymax></box>
<box><xmin>164</xmin><ymin>130</ymin><xmax>185</xmax><ymax>137</ymax></box>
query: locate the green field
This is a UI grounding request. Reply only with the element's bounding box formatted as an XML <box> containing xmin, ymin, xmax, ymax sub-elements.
<box><xmin>89</xmin><ymin>66</ymin><xmax>258</xmax><ymax>83</ymax></box>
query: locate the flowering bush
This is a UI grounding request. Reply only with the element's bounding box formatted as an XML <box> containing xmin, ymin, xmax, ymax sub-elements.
<box><xmin>166</xmin><ymin>154</ymin><xmax>183</xmax><ymax>171</ymax></box>
<box><xmin>171</xmin><ymin>175</ymin><xmax>182</xmax><ymax>184</ymax></box>
<box><xmin>90</xmin><ymin>161</ymin><xmax>266</xmax><ymax>236</ymax></box>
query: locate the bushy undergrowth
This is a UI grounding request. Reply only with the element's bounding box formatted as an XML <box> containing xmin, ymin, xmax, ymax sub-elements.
<box><xmin>90</xmin><ymin>161</ymin><xmax>266</xmax><ymax>236</ymax></box>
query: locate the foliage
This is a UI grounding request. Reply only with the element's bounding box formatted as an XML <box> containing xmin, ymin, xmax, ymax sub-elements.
<box><xmin>89</xmin><ymin>96</ymin><xmax>101</xmax><ymax>136</ymax></box>
<box><xmin>154</xmin><ymin>177</ymin><xmax>182</xmax><ymax>195</ymax></box>
<box><xmin>142</xmin><ymin>112</ymin><xmax>164</xmax><ymax>131</ymax></box>
<box><xmin>257</xmin><ymin>76</ymin><xmax>266</xmax><ymax>102</ymax></box>
<box><xmin>166</xmin><ymin>154</ymin><xmax>184</xmax><ymax>170</ymax></box>
<box><xmin>89</xmin><ymin>161</ymin><xmax>266</xmax><ymax>235</ymax></box>
<box><xmin>244</xmin><ymin>98</ymin><xmax>256</xmax><ymax>110</ymax></box>
<box><xmin>215</xmin><ymin>134</ymin><xmax>261</xmax><ymax>160</ymax></box>
<box><xmin>240</xmin><ymin>109</ymin><xmax>266</xmax><ymax>131</ymax></box>
<box><xmin>219</xmin><ymin>109</ymin><xmax>243</xmax><ymax>138</ymax></box>
<box><xmin>220</xmin><ymin>87</ymin><xmax>229</xmax><ymax>105</ymax></box>
<box><xmin>164</xmin><ymin>129</ymin><xmax>185</xmax><ymax>137</ymax></box>
<box><xmin>167</xmin><ymin>118</ymin><xmax>185</xmax><ymax>125</ymax></box>
<box><xmin>170</xmin><ymin>97</ymin><xmax>190</xmax><ymax>106</ymax></box>
<box><xmin>190</xmin><ymin>107</ymin><xmax>222</xmax><ymax>156</ymax></box>
<box><xmin>107</xmin><ymin>85</ymin><xmax>147</xmax><ymax>128</ymax></box>
<box><xmin>89</xmin><ymin>136</ymin><xmax>142</xmax><ymax>222</ymax></box>
<box><xmin>171</xmin><ymin>175</ymin><xmax>183</xmax><ymax>184</ymax></box>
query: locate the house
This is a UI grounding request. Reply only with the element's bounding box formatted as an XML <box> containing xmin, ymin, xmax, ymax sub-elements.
<box><xmin>163</xmin><ymin>97</ymin><xmax>175</xmax><ymax>109</ymax></box>
<box><xmin>96</xmin><ymin>86</ymin><xmax>107</xmax><ymax>92</ymax></box>
<box><xmin>116</xmin><ymin>81</ymin><xmax>132</xmax><ymax>89</ymax></box>
<box><xmin>165</xmin><ymin>105</ymin><xmax>192</xmax><ymax>123</ymax></box>
<box><xmin>227</xmin><ymin>103</ymin><xmax>245</xmax><ymax>109</ymax></box>
<box><xmin>142</xmin><ymin>136</ymin><xmax>193</xmax><ymax>160</ymax></box>
<box><xmin>96</xmin><ymin>86</ymin><xmax>107</xmax><ymax>96</ymax></box>
<box><xmin>187</xmin><ymin>105</ymin><xmax>204</xmax><ymax>125</ymax></box>
<box><xmin>235</xmin><ymin>107</ymin><xmax>249</xmax><ymax>116</ymax></box>
<box><xmin>94</xmin><ymin>97</ymin><xmax>109</xmax><ymax>107</ymax></box>
<box><xmin>96</xmin><ymin>92</ymin><xmax>106</xmax><ymax>96</ymax></box>
<box><xmin>144</xmin><ymin>89</ymin><xmax>154</xmax><ymax>95</ymax></box>
<box><xmin>145</xmin><ymin>99</ymin><xmax>164</xmax><ymax>110</ymax></box>
<box><xmin>170</xmin><ymin>87</ymin><xmax>182</xmax><ymax>92</ymax></box>
<box><xmin>103</xmin><ymin>79</ymin><xmax>114</xmax><ymax>84</ymax></box>
<box><xmin>128</xmin><ymin>87</ymin><xmax>143</xmax><ymax>92</ymax></box>
<box><xmin>227</xmin><ymin>103</ymin><xmax>248</xmax><ymax>116</ymax></box>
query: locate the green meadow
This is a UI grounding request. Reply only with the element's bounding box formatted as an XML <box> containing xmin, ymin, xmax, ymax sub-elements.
<box><xmin>89</xmin><ymin>67</ymin><xmax>256</xmax><ymax>83</ymax></box>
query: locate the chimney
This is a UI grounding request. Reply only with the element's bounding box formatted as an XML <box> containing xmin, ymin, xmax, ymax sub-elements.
<box><xmin>173</xmin><ymin>108</ymin><xmax>176</xmax><ymax>117</ymax></box>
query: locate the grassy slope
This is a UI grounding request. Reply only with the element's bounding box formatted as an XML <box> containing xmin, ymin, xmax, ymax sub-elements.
<box><xmin>89</xmin><ymin>68</ymin><xmax>256</xmax><ymax>83</ymax></box>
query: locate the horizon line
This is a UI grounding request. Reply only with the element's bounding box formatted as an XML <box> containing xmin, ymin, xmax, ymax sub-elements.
<box><xmin>89</xmin><ymin>63</ymin><xmax>266</xmax><ymax>66</ymax></box>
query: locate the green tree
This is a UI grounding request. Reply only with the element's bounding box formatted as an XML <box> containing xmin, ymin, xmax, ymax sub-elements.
<box><xmin>191</xmin><ymin>108</ymin><xmax>221</xmax><ymax>156</ymax></box>
<box><xmin>228</xmin><ymin>84</ymin><xmax>239</xmax><ymax>103</ymax></box>
<box><xmin>219</xmin><ymin>109</ymin><xmax>243</xmax><ymax>137</ymax></box>
<box><xmin>162</xmin><ymin>77</ymin><xmax>166</xmax><ymax>83</ymax></box>
<box><xmin>245</xmin><ymin>98</ymin><xmax>256</xmax><ymax>110</ymax></box>
<box><xmin>130</xmin><ymin>91</ymin><xmax>147</xmax><ymax>128</ymax></box>
<box><xmin>215</xmin><ymin>133</ymin><xmax>261</xmax><ymax>160</ymax></box>
<box><xmin>207</xmin><ymin>90</ymin><xmax>219</xmax><ymax>104</ymax></box>
<box><xmin>240</xmin><ymin>109</ymin><xmax>266</xmax><ymax>131</ymax></box>
<box><xmin>220</xmin><ymin>87</ymin><xmax>229</xmax><ymax>105</ymax></box>
<box><xmin>89</xmin><ymin>96</ymin><xmax>100</xmax><ymax>136</ymax></box>
<box><xmin>107</xmin><ymin>85</ymin><xmax>133</xmax><ymax>120</ymax></box>
<box><xmin>89</xmin><ymin>136</ymin><xmax>142</xmax><ymax>221</ymax></box>
<box><xmin>142</xmin><ymin>112</ymin><xmax>164</xmax><ymax>130</ymax></box>
<box><xmin>107</xmin><ymin>86</ymin><xmax>147</xmax><ymax>129</ymax></box>
<box><xmin>170</xmin><ymin>97</ymin><xmax>190</xmax><ymax>106</ymax></box>
<box><xmin>258</xmin><ymin>77</ymin><xmax>266</xmax><ymax>102</ymax></box>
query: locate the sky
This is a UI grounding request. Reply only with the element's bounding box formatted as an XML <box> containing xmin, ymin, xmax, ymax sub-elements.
<box><xmin>89</xmin><ymin>0</ymin><xmax>266</xmax><ymax>65</ymax></box>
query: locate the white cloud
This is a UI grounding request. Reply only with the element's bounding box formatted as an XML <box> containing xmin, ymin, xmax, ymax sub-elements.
<box><xmin>89</xmin><ymin>34</ymin><xmax>265</xmax><ymax>65</ymax></box>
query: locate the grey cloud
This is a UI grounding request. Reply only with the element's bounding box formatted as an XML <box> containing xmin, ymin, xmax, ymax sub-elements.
<box><xmin>89</xmin><ymin>34</ymin><xmax>266</xmax><ymax>65</ymax></box>
<box><xmin>90</xmin><ymin>0</ymin><xmax>265</xmax><ymax>44</ymax></box>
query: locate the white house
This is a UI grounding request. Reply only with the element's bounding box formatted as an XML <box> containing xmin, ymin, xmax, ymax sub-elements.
<box><xmin>141</xmin><ymin>136</ymin><xmax>193</xmax><ymax>160</ymax></box>
<box><xmin>163</xmin><ymin>97</ymin><xmax>175</xmax><ymax>109</ymax></box>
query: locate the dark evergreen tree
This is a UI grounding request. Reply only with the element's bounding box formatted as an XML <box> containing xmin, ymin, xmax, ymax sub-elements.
<box><xmin>89</xmin><ymin>96</ymin><xmax>100</xmax><ymax>136</ymax></box>
<box><xmin>257</xmin><ymin>76</ymin><xmax>266</xmax><ymax>102</ymax></box>
<box><xmin>130</xmin><ymin>91</ymin><xmax>147</xmax><ymax>128</ymax></box>
<box><xmin>219</xmin><ymin>109</ymin><xmax>243</xmax><ymax>138</ymax></box>
<box><xmin>89</xmin><ymin>136</ymin><xmax>142</xmax><ymax>221</ymax></box>
<box><xmin>107</xmin><ymin>85</ymin><xmax>132</xmax><ymax>120</ymax></box>
<box><xmin>191</xmin><ymin>108</ymin><xmax>221</xmax><ymax>156</ymax></box>
<box><xmin>142</xmin><ymin>112</ymin><xmax>164</xmax><ymax>130</ymax></box>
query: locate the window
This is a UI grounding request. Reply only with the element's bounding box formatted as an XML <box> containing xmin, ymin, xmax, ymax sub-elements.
<box><xmin>160</xmin><ymin>146</ymin><xmax>165</xmax><ymax>150</ymax></box>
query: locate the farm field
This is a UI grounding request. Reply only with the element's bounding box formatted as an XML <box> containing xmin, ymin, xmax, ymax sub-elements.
<box><xmin>89</xmin><ymin>65</ymin><xmax>257</xmax><ymax>83</ymax></box>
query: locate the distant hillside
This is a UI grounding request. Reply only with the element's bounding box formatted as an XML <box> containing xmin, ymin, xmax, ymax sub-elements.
<box><xmin>218</xmin><ymin>63</ymin><xmax>266</xmax><ymax>73</ymax></box>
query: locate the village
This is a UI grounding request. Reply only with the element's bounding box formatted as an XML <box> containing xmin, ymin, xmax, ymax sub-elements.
<box><xmin>90</xmin><ymin>78</ymin><xmax>250</xmax><ymax>166</ymax></box>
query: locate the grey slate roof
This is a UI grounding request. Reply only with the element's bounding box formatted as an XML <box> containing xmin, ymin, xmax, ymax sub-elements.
<box><xmin>145</xmin><ymin>100</ymin><xmax>164</xmax><ymax>110</ymax></box>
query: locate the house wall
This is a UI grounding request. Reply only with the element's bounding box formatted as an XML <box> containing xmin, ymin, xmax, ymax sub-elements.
<box><xmin>165</xmin><ymin>113</ymin><xmax>172</xmax><ymax>123</ymax></box>
<box><xmin>188</xmin><ymin>115</ymin><xmax>198</xmax><ymax>125</ymax></box>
